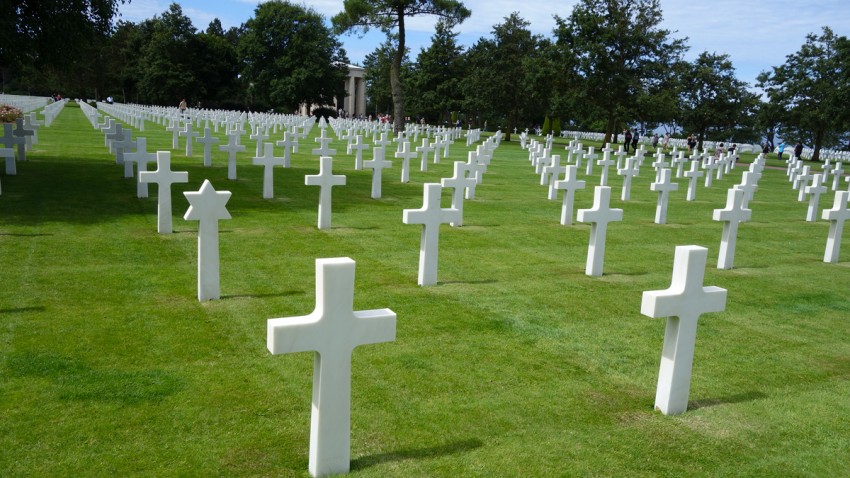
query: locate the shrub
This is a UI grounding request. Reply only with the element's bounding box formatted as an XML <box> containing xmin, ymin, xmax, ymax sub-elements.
<box><xmin>0</xmin><ymin>104</ymin><xmax>23</xmax><ymax>123</ymax></box>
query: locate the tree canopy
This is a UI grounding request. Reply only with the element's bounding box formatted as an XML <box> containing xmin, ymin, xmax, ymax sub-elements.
<box><xmin>332</xmin><ymin>0</ymin><xmax>471</xmax><ymax>132</ymax></box>
<box><xmin>758</xmin><ymin>27</ymin><xmax>850</xmax><ymax>160</ymax></box>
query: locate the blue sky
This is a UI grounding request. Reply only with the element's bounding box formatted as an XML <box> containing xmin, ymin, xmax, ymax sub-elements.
<box><xmin>118</xmin><ymin>0</ymin><xmax>850</xmax><ymax>88</ymax></box>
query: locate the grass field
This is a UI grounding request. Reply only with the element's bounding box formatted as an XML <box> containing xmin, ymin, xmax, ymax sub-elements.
<box><xmin>1</xmin><ymin>103</ymin><xmax>849</xmax><ymax>477</ymax></box>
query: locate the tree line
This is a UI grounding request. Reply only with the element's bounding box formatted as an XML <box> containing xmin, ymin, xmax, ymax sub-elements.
<box><xmin>2</xmin><ymin>0</ymin><xmax>848</xmax><ymax>160</ymax></box>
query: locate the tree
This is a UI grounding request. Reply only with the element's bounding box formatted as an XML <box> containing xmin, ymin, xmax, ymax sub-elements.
<box><xmin>461</xmin><ymin>13</ymin><xmax>541</xmax><ymax>141</ymax></box>
<box><xmin>240</xmin><ymin>0</ymin><xmax>349</xmax><ymax>112</ymax></box>
<box><xmin>135</xmin><ymin>4</ymin><xmax>202</xmax><ymax>105</ymax></box>
<box><xmin>554</xmin><ymin>0</ymin><xmax>686</xmax><ymax>143</ymax></box>
<box><xmin>678</xmin><ymin>52</ymin><xmax>758</xmax><ymax>150</ymax></box>
<box><xmin>0</xmin><ymin>0</ymin><xmax>123</xmax><ymax>71</ymax></box>
<box><xmin>363</xmin><ymin>38</ymin><xmax>411</xmax><ymax>116</ymax></box>
<box><xmin>332</xmin><ymin>0</ymin><xmax>471</xmax><ymax>132</ymax></box>
<box><xmin>758</xmin><ymin>27</ymin><xmax>850</xmax><ymax>161</ymax></box>
<box><xmin>409</xmin><ymin>20</ymin><xmax>465</xmax><ymax>124</ymax></box>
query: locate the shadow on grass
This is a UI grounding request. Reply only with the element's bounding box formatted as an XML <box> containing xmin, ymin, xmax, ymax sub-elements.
<box><xmin>222</xmin><ymin>291</ymin><xmax>304</xmax><ymax>300</ymax></box>
<box><xmin>0</xmin><ymin>306</ymin><xmax>46</xmax><ymax>314</ymax></box>
<box><xmin>5</xmin><ymin>351</ymin><xmax>185</xmax><ymax>404</ymax></box>
<box><xmin>688</xmin><ymin>391</ymin><xmax>768</xmax><ymax>410</ymax></box>
<box><xmin>438</xmin><ymin>279</ymin><xmax>498</xmax><ymax>285</ymax></box>
<box><xmin>0</xmin><ymin>233</ymin><xmax>54</xmax><ymax>237</ymax></box>
<box><xmin>350</xmin><ymin>438</ymin><xmax>484</xmax><ymax>471</ymax></box>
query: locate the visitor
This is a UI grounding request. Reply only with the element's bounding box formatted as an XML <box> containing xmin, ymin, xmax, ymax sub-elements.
<box><xmin>762</xmin><ymin>142</ymin><xmax>771</xmax><ymax>154</ymax></box>
<box><xmin>794</xmin><ymin>141</ymin><xmax>803</xmax><ymax>160</ymax></box>
<box><xmin>178</xmin><ymin>98</ymin><xmax>187</xmax><ymax>116</ymax></box>
<box><xmin>651</xmin><ymin>133</ymin><xmax>659</xmax><ymax>151</ymax></box>
<box><xmin>662</xmin><ymin>133</ymin><xmax>670</xmax><ymax>150</ymax></box>
<box><xmin>714</xmin><ymin>142</ymin><xmax>725</xmax><ymax>158</ymax></box>
<box><xmin>687</xmin><ymin>134</ymin><xmax>696</xmax><ymax>153</ymax></box>
<box><xmin>631</xmin><ymin>131</ymin><xmax>639</xmax><ymax>152</ymax></box>
<box><xmin>777</xmin><ymin>141</ymin><xmax>786</xmax><ymax>160</ymax></box>
<box><xmin>624</xmin><ymin>129</ymin><xmax>632</xmax><ymax>153</ymax></box>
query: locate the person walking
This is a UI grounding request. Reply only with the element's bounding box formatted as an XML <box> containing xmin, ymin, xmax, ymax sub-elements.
<box><xmin>778</xmin><ymin>141</ymin><xmax>786</xmax><ymax>160</ymax></box>
<box><xmin>624</xmin><ymin>129</ymin><xmax>632</xmax><ymax>153</ymax></box>
<box><xmin>794</xmin><ymin>141</ymin><xmax>803</xmax><ymax>160</ymax></box>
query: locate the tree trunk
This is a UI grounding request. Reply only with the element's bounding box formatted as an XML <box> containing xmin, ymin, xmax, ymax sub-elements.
<box><xmin>390</xmin><ymin>9</ymin><xmax>405</xmax><ymax>134</ymax></box>
<box><xmin>812</xmin><ymin>128</ymin><xmax>824</xmax><ymax>162</ymax></box>
<box><xmin>603</xmin><ymin>112</ymin><xmax>616</xmax><ymax>145</ymax></box>
<box><xmin>697</xmin><ymin>127</ymin><xmax>705</xmax><ymax>152</ymax></box>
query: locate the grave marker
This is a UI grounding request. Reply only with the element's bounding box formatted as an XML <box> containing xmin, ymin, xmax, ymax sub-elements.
<box><xmin>220</xmin><ymin>133</ymin><xmax>246</xmax><ymax>180</ymax></box>
<box><xmin>253</xmin><ymin>143</ymin><xmax>287</xmax><ymax>199</ymax></box>
<box><xmin>684</xmin><ymin>161</ymin><xmax>704</xmax><ymax>201</ymax></box>
<box><xmin>183</xmin><ymin>179</ymin><xmax>232</xmax><ymax>301</ymax></box>
<box><xmin>641</xmin><ymin>245</ymin><xmax>727</xmax><ymax>415</ymax></box>
<box><xmin>576</xmin><ymin>186</ymin><xmax>623</xmax><ymax>276</ymax></box>
<box><xmin>305</xmin><ymin>157</ymin><xmax>347</xmax><ymax>230</ymax></box>
<box><xmin>139</xmin><ymin>152</ymin><xmax>189</xmax><ymax>233</ymax></box>
<box><xmin>823</xmin><ymin>191</ymin><xmax>850</xmax><ymax>263</ymax></box>
<box><xmin>123</xmin><ymin>137</ymin><xmax>157</xmax><ymax>198</ymax></box>
<box><xmin>554</xmin><ymin>165</ymin><xmax>586</xmax><ymax>226</ymax></box>
<box><xmin>402</xmin><ymin>183</ymin><xmax>461</xmax><ymax>286</ymax></box>
<box><xmin>267</xmin><ymin>257</ymin><xmax>396</xmax><ymax>478</ymax></box>
<box><xmin>713</xmin><ymin>188</ymin><xmax>751</xmax><ymax>269</ymax></box>
<box><xmin>650</xmin><ymin>168</ymin><xmax>679</xmax><ymax>224</ymax></box>
<box><xmin>363</xmin><ymin>147</ymin><xmax>392</xmax><ymax>199</ymax></box>
<box><xmin>395</xmin><ymin>140</ymin><xmax>418</xmax><ymax>183</ymax></box>
<box><xmin>441</xmin><ymin>161</ymin><xmax>476</xmax><ymax>227</ymax></box>
<box><xmin>196</xmin><ymin>126</ymin><xmax>219</xmax><ymax>167</ymax></box>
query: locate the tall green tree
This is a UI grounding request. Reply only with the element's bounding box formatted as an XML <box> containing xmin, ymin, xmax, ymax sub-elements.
<box><xmin>409</xmin><ymin>20</ymin><xmax>465</xmax><ymax>124</ymax></box>
<box><xmin>135</xmin><ymin>3</ymin><xmax>201</xmax><ymax>106</ymax></box>
<box><xmin>461</xmin><ymin>13</ymin><xmax>540</xmax><ymax>141</ymax></box>
<box><xmin>554</xmin><ymin>0</ymin><xmax>686</xmax><ymax>143</ymax></box>
<box><xmin>363</xmin><ymin>38</ymin><xmax>411</xmax><ymax>117</ymax></box>
<box><xmin>758</xmin><ymin>27</ymin><xmax>849</xmax><ymax>161</ymax></box>
<box><xmin>678</xmin><ymin>52</ymin><xmax>758</xmax><ymax>149</ymax></box>
<box><xmin>332</xmin><ymin>0</ymin><xmax>471</xmax><ymax>132</ymax></box>
<box><xmin>240</xmin><ymin>0</ymin><xmax>349</xmax><ymax>112</ymax></box>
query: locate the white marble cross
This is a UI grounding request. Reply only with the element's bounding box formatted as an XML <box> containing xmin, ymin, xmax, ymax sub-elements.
<box><xmin>441</xmin><ymin>161</ymin><xmax>476</xmax><ymax>227</ymax></box>
<box><xmin>641</xmin><ymin>245</ymin><xmax>727</xmax><ymax>416</ymax></box>
<box><xmin>220</xmin><ymin>133</ymin><xmax>246</xmax><ymax>180</ymax></box>
<box><xmin>805</xmin><ymin>174</ymin><xmax>828</xmax><ymax>222</ymax></box>
<box><xmin>0</xmin><ymin>124</ymin><xmax>24</xmax><ymax>168</ymax></box>
<box><xmin>349</xmin><ymin>135</ymin><xmax>369</xmax><ymax>170</ymax></box>
<box><xmin>597</xmin><ymin>144</ymin><xmax>615</xmax><ymax>186</ymax></box>
<box><xmin>613</xmin><ymin>145</ymin><xmax>628</xmax><ymax>170</ymax></box>
<box><xmin>830</xmin><ymin>162</ymin><xmax>844</xmax><ymax>191</ymax></box>
<box><xmin>430</xmin><ymin>135</ymin><xmax>443</xmax><ymax>164</ymax></box>
<box><xmin>713</xmin><ymin>188</ymin><xmax>751</xmax><ymax>269</ymax></box>
<box><xmin>374</xmin><ymin>132</ymin><xmax>392</xmax><ymax>151</ymax></box>
<box><xmin>363</xmin><ymin>147</ymin><xmax>392</xmax><ymax>199</ymax></box>
<box><xmin>0</xmin><ymin>147</ymin><xmax>14</xmax><ymax>177</ymax></box>
<box><xmin>305</xmin><ymin>157</ymin><xmax>347</xmax><ymax>230</ymax></box>
<box><xmin>114</xmin><ymin>130</ymin><xmax>137</xmax><ymax>175</ymax></box>
<box><xmin>12</xmin><ymin>118</ymin><xmax>34</xmax><ymax>161</ymax></box>
<box><xmin>183</xmin><ymin>180</ymin><xmax>232</xmax><ymax>301</ymax></box>
<box><xmin>684</xmin><ymin>161</ymin><xmax>704</xmax><ymax>201</ymax></box>
<box><xmin>703</xmin><ymin>159</ymin><xmax>719</xmax><ymax>188</ymax></box>
<box><xmin>577</xmin><ymin>186</ymin><xmax>623</xmax><ymax>276</ymax></box>
<box><xmin>179</xmin><ymin>122</ymin><xmax>199</xmax><ymax>157</ymax></box>
<box><xmin>582</xmin><ymin>147</ymin><xmax>598</xmax><ymax>176</ymax></box>
<box><xmin>196</xmin><ymin>126</ymin><xmax>219</xmax><ymax>167</ymax></box>
<box><xmin>267</xmin><ymin>257</ymin><xmax>396</xmax><ymax>478</ymax></box>
<box><xmin>735</xmin><ymin>171</ymin><xmax>759</xmax><ymax>209</ymax></box>
<box><xmin>617</xmin><ymin>157</ymin><xmax>638</xmax><ymax>201</ymax></box>
<box><xmin>542</xmin><ymin>155</ymin><xmax>567</xmax><ymax>194</ymax></box>
<box><xmin>651</xmin><ymin>153</ymin><xmax>669</xmax><ymax>182</ymax></box>
<box><xmin>253</xmin><ymin>143</ymin><xmax>287</xmax><ymax>199</ymax></box>
<box><xmin>312</xmin><ymin>128</ymin><xmax>337</xmax><ymax>158</ymax></box>
<box><xmin>276</xmin><ymin>131</ymin><xmax>297</xmax><ymax>167</ymax></box>
<box><xmin>166</xmin><ymin>118</ymin><xmax>180</xmax><ymax>149</ymax></box>
<box><xmin>402</xmin><ymin>183</ymin><xmax>461</xmax><ymax>286</ymax></box>
<box><xmin>823</xmin><ymin>190</ymin><xmax>850</xmax><ymax>263</ymax></box>
<box><xmin>395</xmin><ymin>140</ymin><xmax>418</xmax><ymax>183</ymax></box>
<box><xmin>465</xmin><ymin>151</ymin><xmax>486</xmax><ymax>189</ymax></box>
<box><xmin>123</xmin><ymin>137</ymin><xmax>157</xmax><ymax>198</ymax></box>
<box><xmin>139</xmin><ymin>151</ymin><xmax>189</xmax><ymax>233</ymax></box>
<box><xmin>554</xmin><ymin>165</ymin><xmax>586</xmax><ymax>226</ymax></box>
<box><xmin>250</xmin><ymin>125</ymin><xmax>269</xmax><ymax>156</ymax></box>
<box><xmin>650</xmin><ymin>168</ymin><xmax>679</xmax><ymax>224</ymax></box>
<box><xmin>415</xmin><ymin>138</ymin><xmax>434</xmax><ymax>172</ymax></box>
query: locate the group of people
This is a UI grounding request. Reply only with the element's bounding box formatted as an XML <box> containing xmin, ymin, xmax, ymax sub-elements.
<box><xmin>621</xmin><ymin>129</ymin><xmax>670</xmax><ymax>153</ymax></box>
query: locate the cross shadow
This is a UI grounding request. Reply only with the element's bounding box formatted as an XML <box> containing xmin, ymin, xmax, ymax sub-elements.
<box><xmin>350</xmin><ymin>438</ymin><xmax>483</xmax><ymax>471</ymax></box>
<box><xmin>688</xmin><ymin>391</ymin><xmax>767</xmax><ymax>410</ymax></box>
<box><xmin>0</xmin><ymin>233</ymin><xmax>54</xmax><ymax>237</ymax></box>
<box><xmin>0</xmin><ymin>306</ymin><xmax>46</xmax><ymax>314</ymax></box>
<box><xmin>221</xmin><ymin>291</ymin><xmax>304</xmax><ymax>300</ymax></box>
<box><xmin>438</xmin><ymin>279</ymin><xmax>497</xmax><ymax>285</ymax></box>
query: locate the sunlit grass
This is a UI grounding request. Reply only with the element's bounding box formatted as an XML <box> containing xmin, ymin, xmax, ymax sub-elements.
<box><xmin>1</xmin><ymin>105</ymin><xmax>848</xmax><ymax>476</ymax></box>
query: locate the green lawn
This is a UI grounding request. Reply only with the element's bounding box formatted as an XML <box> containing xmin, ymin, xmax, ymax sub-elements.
<box><xmin>1</xmin><ymin>104</ymin><xmax>849</xmax><ymax>477</ymax></box>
